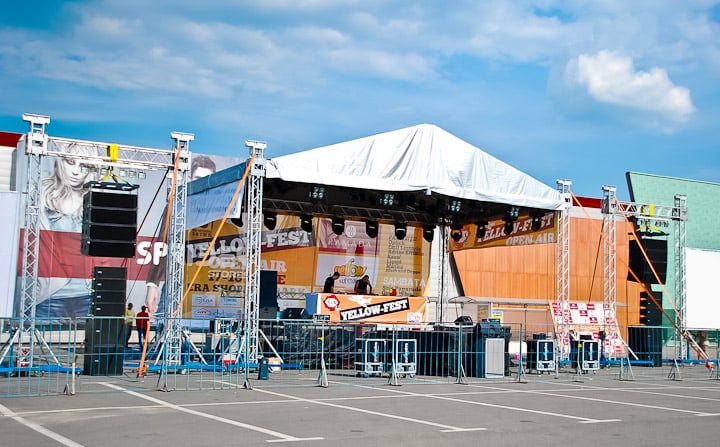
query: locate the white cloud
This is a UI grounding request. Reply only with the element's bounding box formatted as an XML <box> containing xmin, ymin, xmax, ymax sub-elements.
<box><xmin>567</xmin><ymin>50</ymin><xmax>696</xmax><ymax>123</ymax></box>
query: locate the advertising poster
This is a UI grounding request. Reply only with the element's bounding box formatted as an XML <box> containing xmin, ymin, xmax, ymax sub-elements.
<box><xmin>17</xmin><ymin>151</ymin><xmax>243</xmax><ymax>322</ymax></box>
<box><xmin>183</xmin><ymin>214</ymin><xmax>316</xmax><ymax>319</ymax></box>
<box><xmin>550</xmin><ymin>301</ymin><xmax>624</xmax><ymax>355</ymax></box>
<box><xmin>449</xmin><ymin>211</ymin><xmax>556</xmax><ymax>251</ymax></box>
<box><xmin>306</xmin><ymin>293</ymin><xmax>427</xmax><ymax>324</ymax></box>
<box><xmin>315</xmin><ymin>219</ymin><xmax>431</xmax><ymax>298</ymax></box>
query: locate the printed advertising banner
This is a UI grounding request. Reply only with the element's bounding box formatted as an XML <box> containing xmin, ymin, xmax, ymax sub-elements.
<box><xmin>448</xmin><ymin>211</ymin><xmax>556</xmax><ymax>251</ymax></box>
<box><xmin>306</xmin><ymin>293</ymin><xmax>428</xmax><ymax>324</ymax></box>
<box><xmin>18</xmin><ymin>151</ymin><xmax>432</xmax><ymax>323</ymax></box>
<box><xmin>182</xmin><ymin>215</ymin><xmax>432</xmax><ymax>319</ymax></box>
<box><xmin>550</xmin><ymin>301</ymin><xmax>624</xmax><ymax>356</ymax></box>
<box><xmin>17</xmin><ymin>153</ymin><xmax>243</xmax><ymax>322</ymax></box>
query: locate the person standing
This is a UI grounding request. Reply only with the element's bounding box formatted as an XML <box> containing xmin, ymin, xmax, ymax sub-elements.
<box><xmin>124</xmin><ymin>303</ymin><xmax>135</xmax><ymax>348</ymax></box>
<box><xmin>354</xmin><ymin>275</ymin><xmax>373</xmax><ymax>295</ymax></box>
<box><xmin>323</xmin><ymin>272</ymin><xmax>340</xmax><ymax>293</ymax></box>
<box><xmin>136</xmin><ymin>305</ymin><xmax>149</xmax><ymax>348</ymax></box>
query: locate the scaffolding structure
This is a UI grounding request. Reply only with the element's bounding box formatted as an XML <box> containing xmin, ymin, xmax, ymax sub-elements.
<box><xmin>5</xmin><ymin>113</ymin><xmax>185</xmax><ymax>369</ymax></box>
<box><xmin>601</xmin><ymin>188</ymin><xmax>688</xmax><ymax>357</ymax></box>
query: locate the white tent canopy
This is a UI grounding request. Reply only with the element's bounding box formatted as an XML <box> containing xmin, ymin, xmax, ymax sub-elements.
<box><xmin>266</xmin><ymin>124</ymin><xmax>562</xmax><ymax>211</ymax></box>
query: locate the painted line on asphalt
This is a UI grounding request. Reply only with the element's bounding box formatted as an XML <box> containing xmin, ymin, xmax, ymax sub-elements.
<box><xmin>250</xmin><ymin>386</ymin><xmax>486</xmax><ymax>433</ymax></box>
<box><xmin>0</xmin><ymin>402</ymin><xmax>85</xmax><ymax>447</ymax></box>
<box><xmin>521</xmin><ymin>389</ymin><xmax>708</xmax><ymax>415</ymax></box>
<box><xmin>99</xmin><ymin>382</ymin><xmax>323</xmax><ymax>443</ymax></box>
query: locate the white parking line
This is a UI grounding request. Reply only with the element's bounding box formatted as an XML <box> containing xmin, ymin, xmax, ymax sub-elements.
<box><xmin>251</xmin><ymin>386</ymin><xmax>486</xmax><ymax>432</ymax></box>
<box><xmin>98</xmin><ymin>382</ymin><xmax>323</xmax><ymax>443</ymax></box>
<box><xmin>0</xmin><ymin>402</ymin><xmax>85</xmax><ymax>447</ymax></box>
<box><xmin>521</xmin><ymin>389</ymin><xmax>708</xmax><ymax>415</ymax></box>
<box><xmin>364</xmin><ymin>385</ymin><xmax>618</xmax><ymax>423</ymax></box>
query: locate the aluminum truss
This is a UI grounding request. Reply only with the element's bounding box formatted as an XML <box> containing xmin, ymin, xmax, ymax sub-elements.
<box><xmin>243</xmin><ymin>140</ymin><xmax>266</xmax><ymax>380</ymax></box>
<box><xmin>602</xmin><ymin>190</ymin><xmax>688</xmax><ymax>357</ymax></box>
<box><xmin>601</xmin><ymin>185</ymin><xmax>618</xmax><ymax>355</ymax></box>
<box><xmin>4</xmin><ymin>113</ymin><xmax>185</xmax><ymax>370</ymax></box>
<box><xmin>161</xmin><ymin>133</ymin><xmax>192</xmax><ymax>369</ymax></box>
<box><xmin>556</xmin><ymin>180</ymin><xmax>572</xmax><ymax>359</ymax></box>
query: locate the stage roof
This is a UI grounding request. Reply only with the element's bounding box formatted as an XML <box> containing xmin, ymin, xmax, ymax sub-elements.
<box><xmin>262</xmin><ymin>124</ymin><xmax>563</xmax><ymax>226</ymax></box>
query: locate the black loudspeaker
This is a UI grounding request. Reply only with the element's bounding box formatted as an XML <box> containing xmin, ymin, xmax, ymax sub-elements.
<box><xmin>91</xmin><ymin>266</ymin><xmax>126</xmax><ymax>306</ymax></box>
<box><xmin>639</xmin><ymin>291</ymin><xmax>663</xmax><ymax>326</ymax></box>
<box><xmin>627</xmin><ymin>326</ymin><xmax>663</xmax><ymax>367</ymax></box>
<box><xmin>81</xmin><ymin>190</ymin><xmax>138</xmax><ymax>258</ymax></box>
<box><xmin>90</xmin><ymin>301</ymin><xmax>125</xmax><ymax>317</ymax></box>
<box><xmin>628</xmin><ymin>238</ymin><xmax>667</xmax><ymax>284</ymax></box>
<box><xmin>454</xmin><ymin>316</ymin><xmax>473</xmax><ymax>325</ymax></box>
<box><xmin>85</xmin><ymin>318</ymin><xmax>124</xmax><ymax>346</ymax></box>
<box><xmin>259</xmin><ymin>270</ymin><xmax>278</xmax><ymax>308</ymax></box>
<box><xmin>83</xmin><ymin>345</ymin><xmax>124</xmax><ymax>375</ymax></box>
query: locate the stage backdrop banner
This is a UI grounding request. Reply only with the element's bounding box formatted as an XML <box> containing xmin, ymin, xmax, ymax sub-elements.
<box><xmin>449</xmin><ymin>211</ymin><xmax>556</xmax><ymax>251</ymax></box>
<box><xmin>315</xmin><ymin>219</ymin><xmax>431</xmax><ymax>297</ymax></box>
<box><xmin>306</xmin><ymin>293</ymin><xmax>428</xmax><ymax>324</ymax></box>
<box><xmin>183</xmin><ymin>214</ymin><xmax>316</xmax><ymax>318</ymax></box>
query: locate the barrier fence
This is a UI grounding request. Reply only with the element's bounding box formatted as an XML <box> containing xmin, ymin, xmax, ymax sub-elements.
<box><xmin>0</xmin><ymin>317</ymin><xmax>718</xmax><ymax>397</ymax></box>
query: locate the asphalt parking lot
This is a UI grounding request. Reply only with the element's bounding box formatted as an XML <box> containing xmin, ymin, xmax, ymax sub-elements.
<box><xmin>1</xmin><ymin>364</ymin><xmax>719</xmax><ymax>447</ymax></box>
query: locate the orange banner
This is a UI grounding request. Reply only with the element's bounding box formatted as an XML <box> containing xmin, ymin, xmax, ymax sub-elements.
<box><xmin>449</xmin><ymin>211</ymin><xmax>557</xmax><ymax>251</ymax></box>
<box><xmin>306</xmin><ymin>293</ymin><xmax>428</xmax><ymax>324</ymax></box>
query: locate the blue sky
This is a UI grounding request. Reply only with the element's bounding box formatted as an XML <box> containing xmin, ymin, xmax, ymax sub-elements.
<box><xmin>1</xmin><ymin>0</ymin><xmax>719</xmax><ymax>200</ymax></box>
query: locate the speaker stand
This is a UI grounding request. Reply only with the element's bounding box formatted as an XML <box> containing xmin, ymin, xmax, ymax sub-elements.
<box><xmin>0</xmin><ymin>326</ymin><xmax>63</xmax><ymax>372</ymax></box>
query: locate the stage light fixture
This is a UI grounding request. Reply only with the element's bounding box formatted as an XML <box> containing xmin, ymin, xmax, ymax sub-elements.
<box><xmin>300</xmin><ymin>214</ymin><xmax>313</xmax><ymax>233</ymax></box>
<box><xmin>447</xmin><ymin>200</ymin><xmax>462</xmax><ymax>213</ymax></box>
<box><xmin>422</xmin><ymin>225</ymin><xmax>434</xmax><ymax>243</ymax></box>
<box><xmin>450</xmin><ymin>223</ymin><xmax>463</xmax><ymax>242</ymax></box>
<box><xmin>507</xmin><ymin>206</ymin><xmax>520</xmax><ymax>220</ymax></box>
<box><xmin>531</xmin><ymin>212</ymin><xmax>543</xmax><ymax>231</ymax></box>
<box><xmin>138</xmin><ymin>171</ymin><xmax>146</xmax><ymax>179</ymax></box>
<box><xmin>309</xmin><ymin>185</ymin><xmax>326</xmax><ymax>201</ymax></box>
<box><xmin>476</xmin><ymin>220</ymin><xmax>488</xmax><ymax>239</ymax></box>
<box><xmin>394</xmin><ymin>222</ymin><xmax>407</xmax><ymax>240</ymax></box>
<box><xmin>331</xmin><ymin>217</ymin><xmax>345</xmax><ymax>235</ymax></box>
<box><xmin>382</xmin><ymin>192</ymin><xmax>395</xmax><ymax>206</ymax></box>
<box><xmin>503</xmin><ymin>220</ymin><xmax>514</xmax><ymax>235</ymax></box>
<box><xmin>230</xmin><ymin>217</ymin><xmax>244</xmax><ymax>228</ymax></box>
<box><xmin>365</xmin><ymin>220</ymin><xmax>379</xmax><ymax>238</ymax></box>
<box><xmin>263</xmin><ymin>211</ymin><xmax>277</xmax><ymax>230</ymax></box>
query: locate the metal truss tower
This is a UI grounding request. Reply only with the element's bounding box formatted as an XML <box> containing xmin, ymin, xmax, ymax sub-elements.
<box><xmin>5</xmin><ymin>113</ymin><xmax>185</xmax><ymax>369</ymax></box>
<box><xmin>673</xmin><ymin>194</ymin><xmax>688</xmax><ymax>359</ymax></box>
<box><xmin>602</xmin><ymin>190</ymin><xmax>688</xmax><ymax>355</ymax></box>
<box><xmin>601</xmin><ymin>185</ymin><xmax>618</xmax><ymax>350</ymax></box>
<box><xmin>243</xmin><ymin>140</ymin><xmax>266</xmax><ymax>370</ymax></box>
<box><xmin>556</xmin><ymin>180</ymin><xmax>572</xmax><ymax>358</ymax></box>
<box><xmin>162</xmin><ymin>133</ymin><xmax>192</xmax><ymax>367</ymax></box>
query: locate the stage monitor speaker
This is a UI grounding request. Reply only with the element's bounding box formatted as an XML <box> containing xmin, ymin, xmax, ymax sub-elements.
<box><xmin>81</xmin><ymin>190</ymin><xmax>138</xmax><ymax>258</ymax></box>
<box><xmin>259</xmin><ymin>270</ymin><xmax>278</xmax><ymax>308</ymax></box>
<box><xmin>628</xmin><ymin>238</ymin><xmax>667</xmax><ymax>284</ymax></box>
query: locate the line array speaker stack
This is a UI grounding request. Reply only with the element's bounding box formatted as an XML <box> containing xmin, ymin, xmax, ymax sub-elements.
<box><xmin>84</xmin><ymin>267</ymin><xmax>127</xmax><ymax>375</ymax></box>
<box><xmin>81</xmin><ymin>188</ymin><xmax>138</xmax><ymax>258</ymax></box>
<box><xmin>627</xmin><ymin>238</ymin><xmax>668</xmax><ymax>284</ymax></box>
